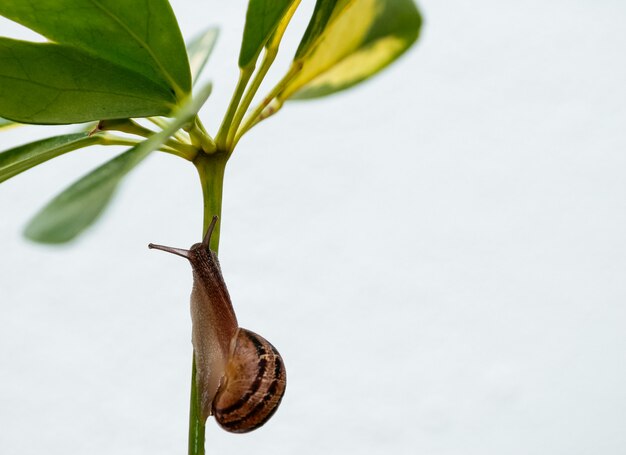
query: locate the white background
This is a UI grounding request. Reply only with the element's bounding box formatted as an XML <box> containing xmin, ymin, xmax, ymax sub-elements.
<box><xmin>1</xmin><ymin>1</ymin><xmax>626</xmax><ymax>454</ymax></box>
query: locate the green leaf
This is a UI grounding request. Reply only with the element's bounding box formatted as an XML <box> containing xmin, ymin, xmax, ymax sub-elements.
<box><xmin>23</xmin><ymin>157</ymin><xmax>123</xmax><ymax>243</ymax></box>
<box><xmin>0</xmin><ymin>132</ymin><xmax>100</xmax><ymax>184</ymax></box>
<box><xmin>0</xmin><ymin>0</ymin><xmax>191</xmax><ymax>98</ymax></box>
<box><xmin>24</xmin><ymin>82</ymin><xmax>213</xmax><ymax>244</ymax></box>
<box><xmin>187</xmin><ymin>27</ymin><xmax>219</xmax><ymax>85</ymax></box>
<box><xmin>238</xmin><ymin>0</ymin><xmax>299</xmax><ymax>68</ymax></box>
<box><xmin>0</xmin><ymin>38</ymin><xmax>176</xmax><ymax>124</ymax></box>
<box><xmin>280</xmin><ymin>0</ymin><xmax>421</xmax><ymax>100</ymax></box>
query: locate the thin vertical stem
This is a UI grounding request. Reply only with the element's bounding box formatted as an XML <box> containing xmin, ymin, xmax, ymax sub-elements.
<box><xmin>196</xmin><ymin>152</ymin><xmax>227</xmax><ymax>246</ymax></box>
<box><xmin>188</xmin><ymin>359</ymin><xmax>205</xmax><ymax>455</ymax></box>
<box><xmin>225</xmin><ymin>48</ymin><xmax>278</xmax><ymax>149</ymax></box>
<box><xmin>215</xmin><ymin>68</ymin><xmax>255</xmax><ymax>151</ymax></box>
<box><xmin>188</xmin><ymin>151</ymin><xmax>229</xmax><ymax>455</ymax></box>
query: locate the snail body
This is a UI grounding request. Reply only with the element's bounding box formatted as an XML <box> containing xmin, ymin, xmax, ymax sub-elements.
<box><xmin>149</xmin><ymin>216</ymin><xmax>286</xmax><ymax>433</ymax></box>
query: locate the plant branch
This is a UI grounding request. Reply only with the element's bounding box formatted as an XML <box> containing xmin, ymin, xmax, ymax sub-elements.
<box><xmin>226</xmin><ymin>1</ymin><xmax>301</xmax><ymax>151</ymax></box>
<box><xmin>96</xmin><ymin>133</ymin><xmax>140</xmax><ymax>148</ymax></box>
<box><xmin>185</xmin><ymin>116</ymin><xmax>216</xmax><ymax>154</ymax></box>
<box><xmin>147</xmin><ymin>116</ymin><xmax>190</xmax><ymax>143</ymax></box>
<box><xmin>93</xmin><ymin>132</ymin><xmax>193</xmax><ymax>160</ymax></box>
<box><xmin>188</xmin><ymin>151</ymin><xmax>229</xmax><ymax>455</ymax></box>
<box><xmin>225</xmin><ymin>50</ymin><xmax>277</xmax><ymax>151</ymax></box>
<box><xmin>215</xmin><ymin>67</ymin><xmax>255</xmax><ymax>150</ymax></box>
<box><xmin>233</xmin><ymin>63</ymin><xmax>300</xmax><ymax>147</ymax></box>
<box><xmin>97</xmin><ymin>119</ymin><xmax>198</xmax><ymax>159</ymax></box>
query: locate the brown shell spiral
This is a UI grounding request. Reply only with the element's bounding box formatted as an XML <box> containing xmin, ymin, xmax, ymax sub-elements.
<box><xmin>212</xmin><ymin>328</ymin><xmax>287</xmax><ymax>433</ymax></box>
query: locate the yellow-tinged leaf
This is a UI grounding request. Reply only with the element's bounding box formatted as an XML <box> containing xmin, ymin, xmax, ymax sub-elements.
<box><xmin>280</xmin><ymin>0</ymin><xmax>378</xmax><ymax>99</ymax></box>
<box><xmin>292</xmin><ymin>35</ymin><xmax>405</xmax><ymax>99</ymax></box>
<box><xmin>278</xmin><ymin>0</ymin><xmax>421</xmax><ymax>101</ymax></box>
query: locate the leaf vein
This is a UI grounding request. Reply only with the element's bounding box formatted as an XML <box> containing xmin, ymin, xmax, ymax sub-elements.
<box><xmin>87</xmin><ymin>0</ymin><xmax>182</xmax><ymax>97</ymax></box>
<box><xmin>0</xmin><ymin>73</ymin><xmax>166</xmax><ymax>102</ymax></box>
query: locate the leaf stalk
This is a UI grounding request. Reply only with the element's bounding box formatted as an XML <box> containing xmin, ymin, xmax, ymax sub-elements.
<box><xmin>215</xmin><ymin>67</ymin><xmax>255</xmax><ymax>150</ymax></box>
<box><xmin>234</xmin><ymin>63</ymin><xmax>301</xmax><ymax>146</ymax></box>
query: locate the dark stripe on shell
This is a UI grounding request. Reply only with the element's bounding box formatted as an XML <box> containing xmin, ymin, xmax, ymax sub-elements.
<box><xmin>217</xmin><ymin>357</ymin><xmax>267</xmax><ymax>415</ymax></box>
<box><xmin>219</xmin><ymin>362</ymin><xmax>286</xmax><ymax>432</ymax></box>
<box><xmin>273</xmin><ymin>352</ymin><xmax>283</xmax><ymax>380</ymax></box>
<box><xmin>246</xmin><ymin>329</ymin><xmax>266</xmax><ymax>356</ymax></box>
<box><xmin>214</xmin><ymin>330</ymin><xmax>269</xmax><ymax>417</ymax></box>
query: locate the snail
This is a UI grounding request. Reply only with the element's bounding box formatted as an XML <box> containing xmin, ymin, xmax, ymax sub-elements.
<box><xmin>148</xmin><ymin>216</ymin><xmax>286</xmax><ymax>433</ymax></box>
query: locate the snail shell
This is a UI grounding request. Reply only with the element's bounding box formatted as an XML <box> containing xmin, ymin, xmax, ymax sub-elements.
<box><xmin>213</xmin><ymin>327</ymin><xmax>286</xmax><ymax>433</ymax></box>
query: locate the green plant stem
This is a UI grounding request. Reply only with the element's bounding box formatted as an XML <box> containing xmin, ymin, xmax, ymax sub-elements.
<box><xmin>161</xmin><ymin>141</ymin><xmax>200</xmax><ymax>160</ymax></box>
<box><xmin>146</xmin><ymin>116</ymin><xmax>168</xmax><ymax>129</ymax></box>
<box><xmin>0</xmin><ymin>118</ymin><xmax>20</xmax><ymax>131</ymax></box>
<box><xmin>215</xmin><ymin>67</ymin><xmax>255</xmax><ymax>150</ymax></box>
<box><xmin>97</xmin><ymin>132</ymin><xmax>192</xmax><ymax>159</ymax></box>
<box><xmin>186</xmin><ymin>116</ymin><xmax>216</xmax><ymax>154</ymax></box>
<box><xmin>147</xmin><ymin>116</ymin><xmax>190</xmax><ymax>143</ymax></box>
<box><xmin>233</xmin><ymin>64</ymin><xmax>300</xmax><ymax>147</ymax></box>
<box><xmin>194</xmin><ymin>116</ymin><xmax>210</xmax><ymax>137</ymax></box>
<box><xmin>188</xmin><ymin>358</ymin><xmax>204</xmax><ymax>455</ymax></box>
<box><xmin>158</xmin><ymin>145</ymin><xmax>195</xmax><ymax>159</ymax></box>
<box><xmin>98</xmin><ymin>118</ymin><xmax>155</xmax><ymax>138</ymax></box>
<box><xmin>226</xmin><ymin>2</ymin><xmax>301</xmax><ymax>151</ymax></box>
<box><xmin>97</xmin><ymin>133</ymin><xmax>140</xmax><ymax>148</ymax></box>
<box><xmin>188</xmin><ymin>150</ymin><xmax>229</xmax><ymax>455</ymax></box>
<box><xmin>98</xmin><ymin>119</ymin><xmax>198</xmax><ymax>159</ymax></box>
<box><xmin>226</xmin><ymin>48</ymin><xmax>278</xmax><ymax>150</ymax></box>
<box><xmin>195</xmin><ymin>151</ymin><xmax>227</xmax><ymax>247</ymax></box>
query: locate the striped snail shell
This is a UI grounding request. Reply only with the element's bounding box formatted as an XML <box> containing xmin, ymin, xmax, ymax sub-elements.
<box><xmin>213</xmin><ymin>327</ymin><xmax>286</xmax><ymax>432</ymax></box>
<box><xmin>149</xmin><ymin>216</ymin><xmax>286</xmax><ymax>433</ymax></box>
